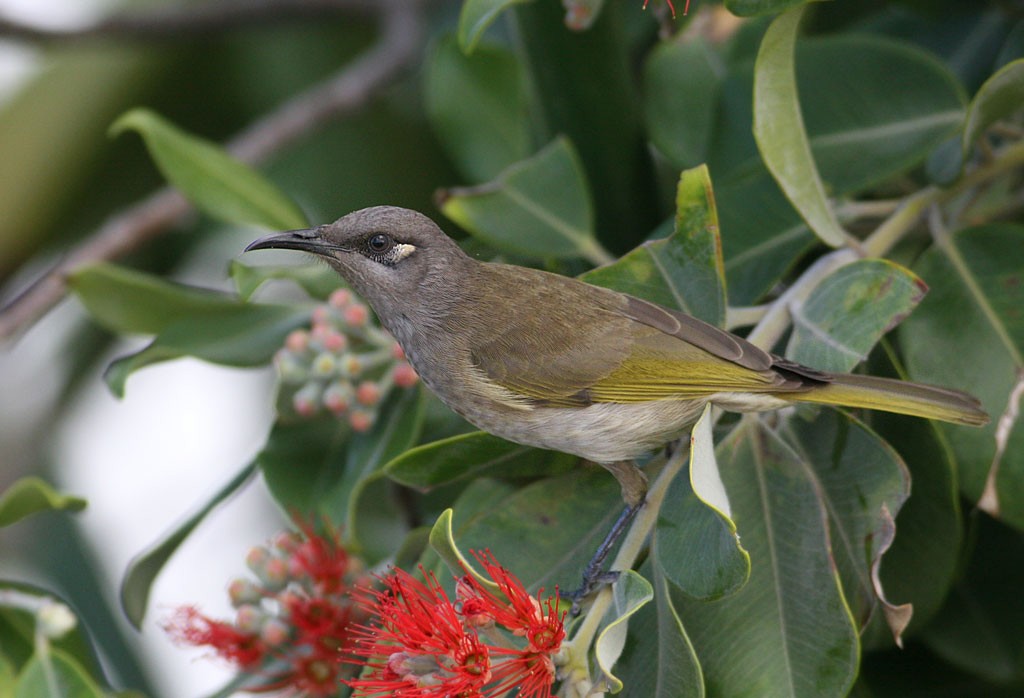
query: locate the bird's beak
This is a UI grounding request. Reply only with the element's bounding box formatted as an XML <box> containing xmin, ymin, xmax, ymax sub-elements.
<box><xmin>245</xmin><ymin>226</ymin><xmax>332</xmax><ymax>255</ymax></box>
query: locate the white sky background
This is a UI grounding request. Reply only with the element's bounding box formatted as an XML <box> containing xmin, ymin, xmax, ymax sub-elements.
<box><xmin>0</xmin><ymin>1</ymin><xmax>292</xmax><ymax>695</ymax></box>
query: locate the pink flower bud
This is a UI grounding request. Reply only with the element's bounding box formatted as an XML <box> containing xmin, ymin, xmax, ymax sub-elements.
<box><xmin>292</xmin><ymin>383</ymin><xmax>322</xmax><ymax>417</ymax></box>
<box><xmin>285</xmin><ymin>330</ymin><xmax>310</xmax><ymax>353</ymax></box>
<box><xmin>356</xmin><ymin>381</ymin><xmax>381</xmax><ymax>406</ymax></box>
<box><xmin>323</xmin><ymin>381</ymin><xmax>353</xmax><ymax>415</ymax></box>
<box><xmin>260</xmin><ymin>557</ymin><xmax>289</xmax><ymax>591</ymax></box>
<box><xmin>393</xmin><ymin>362</ymin><xmax>418</xmax><ymax>388</ymax></box>
<box><xmin>259</xmin><ymin>617</ymin><xmax>291</xmax><ymax>647</ymax></box>
<box><xmin>328</xmin><ymin>288</ymin><xmax>353</xmax><ymax>308</ymax></box>
<box><xmin>235</xmin><ymin>604</ymin><xmax>264</xmax><ymax>634</ymax></box>
<box><xmin>272</xmin><ymin>531</ymin><xmax>302</xmax><ymax>555</ymax></box>
<box><xmin>228</xmin><ymin>578</ymin><xmax>262</xmax><ymax>608</ymax></box>
<box><xmin>349</xmin><ymin>410</ymin><xmax>374</xmax><ymax>432</ymax></box>
<box><xmin>391</xmin><ymin>342</ymin><xmax>406</xmax><ymax>360</ymax></box>
<box><xmin>343</xmin><ymin>303</ymin><xmax>369</xmax><ymax>327</ymax></box>
<box><xmin>245</xmin><ymin>546</ymin><xmax>269</xmax><ymax>573</ymax></box>
<box><xmin>311</xmin><ymin>305</ymin><xmax>332</xmax><ymax>326</ymax></box>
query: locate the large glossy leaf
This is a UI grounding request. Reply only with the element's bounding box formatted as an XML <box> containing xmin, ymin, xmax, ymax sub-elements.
<box><xmin>675</xmin><ymin>417</ymin><xmax>859</xmax><ymax>698</ymax></box>
<box><xmin>72</xmin><ymin>262</ymin><xmax>308</xmax><ymax>395</ymax></box>
<box><xmin>69</xmin><ymin>263</ymin><xmax>246</xmax><ymax>336</ymax></box>
<box><xmin>718</xmin><ymin>171</ymin><xmax>816</xmax><ymax>306</ymax></box>
<box><xmin>442</xmin><ymin>468</ymin><xmax>625</xmax><ymax>594</ymax></box>
<box><xmin>754</xmin><ymin>6</ymin><xmax>846</xmax><ymax>247</ymax></box>
<box><xmin>655</xmin><ymin>405</ymin><xmax>749</xmax><ymax>600</ymax></box>
<box><xmin>616</xmin><ymin>561</ymin><xmax>704</xmax><ymax>698</ymax></box>
<box><xmin>901</xmin><ymin>224</ymin><xmax>1024</xmax><ymax>529</ymax></box>
<box><xmin>120</xmin><ymin>463</ymin><xmax>257</xmax><ymax>629</ymax></box>
<box><xmin>861</xmin><ymin>410</ymin><xmax>960</xmax><ymax>645</ymax></box>
<box><xmin>110</xmin><ymin>108</ymin><xmax>307</xmax><ymax>230</ymax></box>
<box><xmin>644</xmin><ymin>38</ymin><xmax>720</xmax><ymax>169</ymax></box>
<box><xmin>425</xmin><ymin>36</ymin><xmax>530</xmax><ymax>182</ymax></box>
<box><xmin>725</xmin><ymin>0</ymin><xmax>809</xmax><ymax>17</ymax></box>
<box><xmin>457</xmin><ymin>0</ymin><xmax>531</xmax><ymax>53</ymax></box>
<box><xmin>340</xmin><ymin>390</ymin><xmax>426</xmax><ymax>560</ymax></box>
<box><xmin>14</xmin><ymin>648</ymin><xmax>106</xmax><ymax>698</ymax></box>
<box><xmin>786</xmin><ymin>259</ymin><xmax>926</xmax><ymax>374</ymax></box>
<box><xmin>594</xmin><ymin>570</ymin><xmax>653</xmax><ymax>693</ymax></box>
<box><xmin>228</xmin><ymin>261</ymin><xmax>340</xmax><ymax>302</ymax></box>
<box><xmin>257</xmin><ymin>417</ymin><xmax>350</xmax><ymax>518</ymax></box>
<box><xmin>781</xmin><ymin>411</ymin><xmax>911</xmax><ymax>638</ymax></box>
<box><xmin>438</xmin><ymin>137</ymin><xmax>609</xmax><ymax>264</ymax></box>
<box><xmin>0</xmin><ymin>478</ymin><xmax>85</xmax><ymax>528</ymax></box>
<box><xmin>717</xmin><ymin>36</ymin><xmax>966</xmax><ymax>194</ymax></box>
<box><xmin>583</xmin><ymin>165</ymin><xmax>726</xmax><ymax>327</ymax></box>
<box><xmin>963</xmin><ymin>58</ymin><xmax>1024</xmax><ymax>152</ymax></box>
<box><xmin>384</xmin><ymin>431</ymin><xmax>575</xmax><ymax>490</ymax></box>
<box><xmin>920</xmin><ymin>515</ymin><xmax>1024</xmax><ymax>683</ymax></box>
<box><xmin>104</xmin><ymin>303</ymin><xmax>307</xmax><ymax>396</ymax></box>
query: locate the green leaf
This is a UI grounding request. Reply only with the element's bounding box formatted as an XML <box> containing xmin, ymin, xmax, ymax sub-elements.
<box><xmin>427</xmin><ymin>508</ymin><xmax>502</xmax><ymax>596</ymax></box>
<box><xmin>725</xmin><ymin>0</ymin><xmax>810</xmax><ymax>17</ymax></box>
<box><xmin>594</xmin><ymin>570</ymin><xmax>654</xmax><ymax>693</ymax></box>
<box><xmin>864</xmin><ymin>407</ymin><xmax>961</xmax><ymax>643</ymax></box>
<box><xmin>425</xmin><ymin>36</ymin><xmax>530</xmax><ymax>182</ymax></box>
<box><xmin>901</xmin><ymin>224</ymin><xmax>1024</xmax><ymax>529</ymax></box>
<box><xmin>258</xmin><ymin>417</ymin><xmax>350</xmax><ymax>517</ymax></box>
<box><xmin>457</xmin><ymin>0</ymin><xmax>532</xmax><ymax>54</ymax></box>
<box><xmin>717</xmin><ymin>38</ymin><xmax>966</xmax><ymax>196</ymax></box>
<box><xmin>120</xmin><ymin>463</ymin><xmax>257</xmax><ymax>629</ymax></box>
<box><xmin>69</xmin><ymin>262</ymin><xmax>244</xmax><ymax>336</ymax></box>
<box><xmin>0</xmin><ymin>583</ymin><xmax>102</xmax><ymax>681</ymax></box>
<box><xmin>719</xmin><ymin>172</ymin><xmax>816</xmax><ymax>306</ymax></box>
<box><xmin>229</xmin><ymin>261</ymin><xmax>340</xmax><ymax>302</ymax></box>
<box><xmin>920</xmin><ymin>515</ymin><xmax>1024</xmax><ymax>682</ymax></box>
<box><xmin>754</xmin><ymin>5</ymin><xmax>847</xmax><ymax>247</ymax></box>
<box><xmin>583</xmin><ymin>165</ymin><xmax>727</xmax><ymax>327</ymax></box>
<box><xmin>963</xmin><ymin>58</ymin><xmax>1024</xmax><ymax>153</ymax></box>
<box><xmin>780</xmin><ymin>411</ymin><xmax>911</xmax><ymax>637</ymax></box>
<box><xmin>786</xmin><ymin>259</ymin><xmax>926</xmax><ymax>374</ymax></box>
<box><xmin>438</xmin><ymin>137</ymin><xmax>610</xmax><ymax>264</ymax></box>
<box><xmin>14</xmin><ymin>648</ymin><xmax>106</xmax><ymax>698</ymax></box>
<box><xmin>655</xmin><ymin>405</ymin><xmax>750</xmax><ymax>600</ymax></box>
<box><xmin>617</xmin><ymin>560</ymin><xmax>704</xmax><ymax>698</ymax></box>
<box><xmin>442</xmin><ymin>468</ymin><xmax>624</xmax><ymax>593</ymax></box>
<box><xmin>103</xmin><ymin>303</ymin><xmax>309</xmax><ymax>397</ymax></box>
<box><xmin>644</xmin><ymin>38</ymin><xmax>720</xmax><ymax>169</ymax></box>
<box><xmin>384</xmin><ymin>431</ymin><xmax>574</xmax><ymax>490</ymax></box>
<box><xmin>0</xmin><ymin>478</ymin><xmax>85</xmax><ymax>528</ymax></box>
<box><xmin>342</xmin><ymin>390</ymin><xmax>425</xmax><ymax>559</ymax></box>
<box><xmin>675</xmin><ymin>418</ymin><xmax>859</xmax><ymax>698</ymax></box>
<box><xmin>110</xmin><ymin>108</ymin><xmax>307</xmax><ymax>230</ymax></box>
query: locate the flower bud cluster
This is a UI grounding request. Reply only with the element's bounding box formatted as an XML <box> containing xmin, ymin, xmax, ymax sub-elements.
<box><xmin>274</xmin><ymin>289</ymin><xmax>418</xmax><ymax>432</ymax></box>
<box><xmin>167</xmin><ymin>523</ymin><xmax>371</xmax><ymax>697</ymax></box>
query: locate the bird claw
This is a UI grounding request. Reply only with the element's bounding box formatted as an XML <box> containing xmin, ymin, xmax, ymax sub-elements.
<box><xmin>564</xmin><ymin>570</ymin><xmax>622</xmax><ymax>616</ymax></box>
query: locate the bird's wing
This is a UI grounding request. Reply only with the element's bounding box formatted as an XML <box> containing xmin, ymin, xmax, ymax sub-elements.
<box><xmin>464</xmin><ymin>270</ymin><xmax>820</xmax><ymax>406</ymax></box>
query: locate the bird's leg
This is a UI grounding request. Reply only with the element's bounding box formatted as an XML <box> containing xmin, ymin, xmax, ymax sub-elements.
<box><xmin>566</xmin><ymin>460</ymin><xmax>647</xmax><ymax>615</ymax></box>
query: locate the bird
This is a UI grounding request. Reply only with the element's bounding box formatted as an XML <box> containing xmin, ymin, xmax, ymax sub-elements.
<box><xmin>246</xmin><ymin>205</ymin><xmax>988</xmax><ymax>598</ymax></box>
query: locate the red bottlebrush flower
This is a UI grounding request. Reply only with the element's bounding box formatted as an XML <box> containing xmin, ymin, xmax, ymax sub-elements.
<box><xmin>460</xmin><ymin>550</ymin><xmax>566</xmax><ymax>654</ymax></box>
<box><xmin>643</xmin><ymin>0</ymin><xmax>691</xmax><ymax>18</ymax></box>
<box><xmin>167</xmin><ymin>522</ymin><xmax>368</xmax><ymax>697</ymax></box>
<box><xmin>288</xmin><ymin>521</ymin><xmax>350</xmax><ymax>594</ymax></box>
<box><xmin>346</xmin><ymin>554</ymin><xmax>564</xmax><ymax>698</ymax></box>
<box><xmin>165</xmin><ymin>606</ymin><xmax>266</xmax><ymax>667</ymax></box>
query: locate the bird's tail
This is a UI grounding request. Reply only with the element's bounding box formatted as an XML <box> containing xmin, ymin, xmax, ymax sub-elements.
<box><xmin>793</xmin><ymin>373</ymin><xmax>989</xmax><ymax>426</ymax></box>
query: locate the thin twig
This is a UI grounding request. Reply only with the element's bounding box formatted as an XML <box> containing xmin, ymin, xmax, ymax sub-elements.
<box><xmin>0</xmin><ymin>0</ymin><xmax>380</xmax><ymax>43</ymax></box>
<box><xmin>0</xmin><ymin>0</ymin><xmax>425</xmax><ymax>342</ymax></box>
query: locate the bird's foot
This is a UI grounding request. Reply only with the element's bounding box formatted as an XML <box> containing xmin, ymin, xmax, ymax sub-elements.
<box><xmin>563</xmin><ymin>501</ymin><xmax>644</xmax><ymax>616</ymax></box>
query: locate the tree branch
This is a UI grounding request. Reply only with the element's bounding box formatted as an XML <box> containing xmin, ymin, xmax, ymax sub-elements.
<box><xmin>0</xmin><ymin>0</ymin><xmax>381</xmax><ymax>42</ymax></box>
<box><xmin>0</xmin><ymin>0</ymin><xmax>425</xmax><ymax>342</ymax></box>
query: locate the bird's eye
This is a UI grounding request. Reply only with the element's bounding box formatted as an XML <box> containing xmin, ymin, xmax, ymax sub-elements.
<box><xmin>367</xmin><ymin>233</ymin><xmax>392</xmax><ymax>254</ymax></box>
